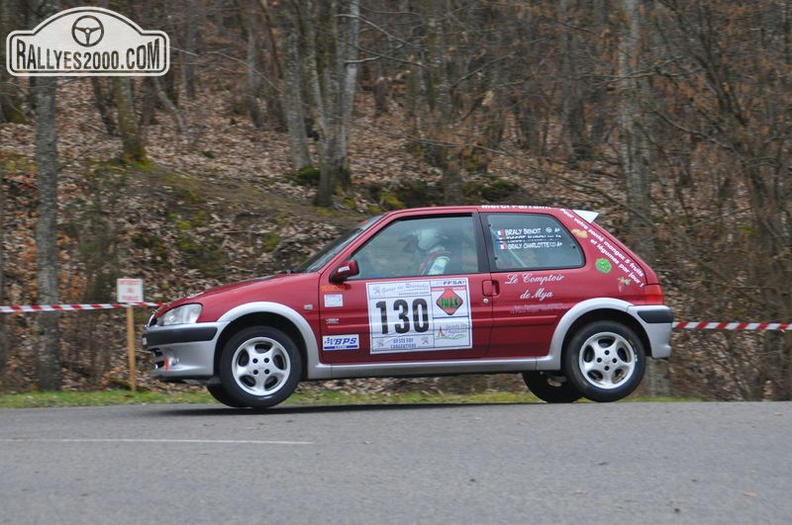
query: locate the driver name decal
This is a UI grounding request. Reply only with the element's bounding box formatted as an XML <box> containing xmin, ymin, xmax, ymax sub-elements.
<box><xmin>367</xmin><ymin>278</ymin><xmax>472</xmax><ymax>353</ymax></box>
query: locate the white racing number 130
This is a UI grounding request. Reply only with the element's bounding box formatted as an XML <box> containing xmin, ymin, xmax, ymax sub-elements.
<box><xmin>366</xmin><ymin>279</ymin><xmax>472</xmax><ymax>353</ymax></box>
<box><xmin>374</xmin><ymin>298</ymin><xmax>429</xmax><ymax>335</ymax></box>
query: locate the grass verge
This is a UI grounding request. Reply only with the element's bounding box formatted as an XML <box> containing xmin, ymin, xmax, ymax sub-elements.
<box><xmin>0</xmin><ymin>389</ymin><xmax>693</xmax><ymax>409</ymax></box>
<box><xmin>0</xmin><ymin>389</ymin><xmax>547</xmax><ymax>409</ymax></box>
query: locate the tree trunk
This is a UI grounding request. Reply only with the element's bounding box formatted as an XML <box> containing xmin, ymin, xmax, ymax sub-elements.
<box><xmin>245</xmin><ymin>20</ymin><xmax>266</xmax><ymax>130</ymax></box>
<box><xmin>0</xmin><ymin>161</ymin><xmax>6</xmax><ymax>375</ymax></box>
<box><xmin>618</xmin><ymin>0</ymin><xmax>667</xmax><ymax>397</ymax></box>
<box><xmin>301</xmin><ymin>0</ymin><xmax>359</xmax><ymax>207</ymax></box>
<box><xmin>91</xmin><ymin>78</ymin><xmax>117</xmax><ymax>136</ymax></box>
<box><xmin>0</xmin><ymin>0</ymin><xmax>26</xmax><ymax>123</ymax></box>
<box><xmin>113</xmin><ymin>77</ymin><xmax>148</xmax><ymax>164</ymax></box>
<box><xmin>34</xmin><ymin>74</ymin><xmax>61</xmax><ymax>391</ymax></box>
<box><xmin>184</xmin><ymin>0</ymin><xmax>198</xmax><ymax>100</ymax></box>
<box><xmin>240</xmin><ymin>0</ymin><xmax>265</xmax><ymax>130</ymax></box>
<box><xmin>258</xmin><ymin>0</ymin><xmax>286</xmax><ymax>131</ymax></box>
<box><xmin>300</xmin><ymin>0</ymin><xmax>331</xmax><ymax>206</ymax></box>
<box><xmin>425</xmin><ymin>0</ymin><xmax>462</xmax><ymax>204</ymax></box>
<box><xmin>277</xmin><ymin>0</ymin><xmax>311</xmax><ymax>170</ymax></box>
<box><xmin>336</xmin><ymin>0</ymin><xmax>359</xmax><ymax>189</ymax></box>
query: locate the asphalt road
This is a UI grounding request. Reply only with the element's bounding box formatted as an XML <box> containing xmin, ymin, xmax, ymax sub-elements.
<box><xmin>1</xmin><ymin>401</ymin><xmax>791</xmax><ymax>525</ymax></box>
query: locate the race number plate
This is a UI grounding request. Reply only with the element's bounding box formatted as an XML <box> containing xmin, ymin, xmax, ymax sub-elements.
<box><xmin>366</xmin><ymin>278</ymin><xmax>472</xmax><ymax>353</ymax></box>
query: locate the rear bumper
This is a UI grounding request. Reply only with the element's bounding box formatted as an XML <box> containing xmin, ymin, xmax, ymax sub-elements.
<box><xmin>142</xmin><ymin>323</ymin><xmax>223</xmax><ymax>380</ymax></box>
<box><xmin>629</xmin><ymin>305</ymin><xmax>673</xmax><ymax>359</ymax></box>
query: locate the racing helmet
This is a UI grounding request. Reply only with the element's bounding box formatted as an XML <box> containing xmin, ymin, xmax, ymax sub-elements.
<box><xmin>415</xmin><ymin>227</ymin><xmax>443</xmax><ymax>251</ymax></box>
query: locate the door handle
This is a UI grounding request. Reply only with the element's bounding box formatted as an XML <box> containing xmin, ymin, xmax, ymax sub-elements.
<box><xmin>482</xmin><ymin>280</ymin><xmax>499</xmax><ymax>297</ymax></box>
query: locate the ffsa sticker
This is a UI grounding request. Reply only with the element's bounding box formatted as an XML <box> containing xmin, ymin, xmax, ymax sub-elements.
<box><xmin>366</xmin><ymin>278</ymin><xmax>472</xmax><ymax>353</ymax></box>
<box><xmin>322</xmin><ymin>334</ymin><xmax>359</xmax><ymax>351</ymax></box>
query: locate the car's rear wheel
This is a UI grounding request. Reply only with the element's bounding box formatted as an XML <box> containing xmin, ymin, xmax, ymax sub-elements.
<box><xmin>522</xmin><ymin>371</ymin><xmax>583</xmax><ymax>403</ymax></box>
<box><xmin>218</xmin><ymin>326</ymin><xmax>302</xmax><ymax>409</ymax></box>
<box><xmin>563</xmin><ymin>321</ymin><xmax>645</xmax><ymax>402</ymax></box>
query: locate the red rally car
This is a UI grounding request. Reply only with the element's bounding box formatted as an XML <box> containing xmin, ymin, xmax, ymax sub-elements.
<box><xmin>142</xmin><ymin>205</ymin><xmax>673</xmax><ymax>408</ymax></box>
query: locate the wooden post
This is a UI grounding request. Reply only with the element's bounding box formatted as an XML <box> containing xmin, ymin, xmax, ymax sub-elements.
<box><xmin>126</xmin><ymin>306</ymin><xmax>137</xmax><ymax>391</ymax></box>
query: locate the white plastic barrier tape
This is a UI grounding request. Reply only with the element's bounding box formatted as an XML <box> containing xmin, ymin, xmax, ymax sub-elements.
<box><xmin>0</xmin><ymin>304</ymin><xmax>790</xmax><ymax>331</ymax></box>
<box><xmin>0</xmin><ymin>302</ymin><xmax>161</xmax><ymax>313</ymax></box>
<box><xmin>673</xmin><ymin>322</ymin><xmax>792</xmax><ymax>331</ymax></box>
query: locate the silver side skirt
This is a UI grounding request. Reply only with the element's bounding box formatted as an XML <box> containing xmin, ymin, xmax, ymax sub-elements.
<box><xmin>306</xmin><ymin>357</ymin><xmax>563</xmax><ymax>380</ymax></box>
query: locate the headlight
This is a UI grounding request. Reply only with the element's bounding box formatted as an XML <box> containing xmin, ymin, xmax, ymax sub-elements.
<box><xmin>157</xmin><ymin>304</ymin><xmax>202</xmax><ymax>326</ymax></box>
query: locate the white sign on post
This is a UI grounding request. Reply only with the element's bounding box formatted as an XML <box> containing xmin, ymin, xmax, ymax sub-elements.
<box><xmin>117</xmin><ymin>278</ymin><xmax>144</xmax><ymax>303</ymax></box>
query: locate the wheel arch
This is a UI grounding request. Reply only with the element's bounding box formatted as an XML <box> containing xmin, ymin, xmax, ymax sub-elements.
<box><xmin>545</xmin><ymin>299</ymin><xmax>652</xmax><ymax>370</ymax></box>
<box><xmin>213</xmin><ymin>302</ymin><xmax>320</xmax><ymax>380</ymax></box>
<box><xmin>560</xmin><ymin>309</ymin><xmax>650</xmax><ymax>359</ymax></box>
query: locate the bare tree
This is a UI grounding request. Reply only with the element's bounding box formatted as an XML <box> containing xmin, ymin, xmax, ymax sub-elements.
<box><xmin>298</xmin><ymin>0</ymin><xmax>360</xmax><ymax>207</ymax></box>
<box><xmin>616</xmin><ymin>0</ymin><xmax>667</xmax><ymax>396</ymax></box>
<box><xmin>652</xmin><ymin>0</ymin><xmax>792</xmax><ymax>399</ymax></box>
<box><xmin>276</xmin><ymin>0</ymin><xmax>311</xmax><ymax>170</ymax></box>
<box><xmin>184</xmin><ymin>0</ymin><xmax>198</xmax><ymax>100</ymax></box>
<box><xmin>31</xmin><ymin>0</ymin><xmax>61</xmax><ymax>390</ymax></box>
<box><xmin>0</xmin><ymin>0</ymin><xmax>27</xmax><ymax>123</ymax></box>
<box><xmin>240</xmin><ymin>0</ymin><xmax>266</xmax><ymax>130</ymax></box>
<box><xmin>113</xmin><ymin>78</ymin><xmax>148</xmax><ymax>164</ymax></box>
<box><xmin>0</xmin><ymin>161</ymin><xmax>7</xmax><ymax>376</ymax></box>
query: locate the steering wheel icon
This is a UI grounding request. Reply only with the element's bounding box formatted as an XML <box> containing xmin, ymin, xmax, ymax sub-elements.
<box><xmin>71</xmin><ymin>15</ymin><xmax>104</xmax><ymax>47</ymax></box>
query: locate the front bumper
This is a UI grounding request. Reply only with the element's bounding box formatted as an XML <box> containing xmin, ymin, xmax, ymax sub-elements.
<box><xmin>142</xmin><ymin>322</ymin><xmax>223</xmax><ymax>381</ymax></box>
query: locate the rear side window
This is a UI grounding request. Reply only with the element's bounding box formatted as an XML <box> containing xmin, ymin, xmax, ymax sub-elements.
<box><xmin>484</xmin><ymin>213</ymin><xmax>584</xmax><ymax>271</ymax></box>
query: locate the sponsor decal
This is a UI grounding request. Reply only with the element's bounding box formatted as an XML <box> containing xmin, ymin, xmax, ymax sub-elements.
<box><xmin>504</xmin><ymin>273</ymin><xmax>565</xmax><ymax>286</ymax></box>
<box><xmin>322</xmin><ymin>334</ymin><xmax>359</xmax><ymax>351</ymax></box>
<box><xmin>561</xmin><ymin>208</ymin><xmax>645</xmax><ymax>286</ymax></box>
<box><xmin>510</xmin><ymin>303</ymin><xmax>566</xmax><ymax>314</ymax></box>
<box><xmin>519</xmin><ymin>288</ymin><xmax>554</xmax><ymax>301</ymax></box>
<box><xmin>595</xmin><ymin>258</ymin><xmax>613</xmax><ymax>273</ymax></box>
<box><xmin>6</xmin><ymin>6</ymin><xmax>169</xmax><ymax>77</ymax></box>
<box><xmin>494</xmin><ymin>225</ymin><xmax>566</xmax><ymax>251</ymax></box>
<box><xmin>366</xmin><ymin>278</ymin><xmax>472</xmax><ymax>353</ymax></box>
<box><xmin>321</xmin><ymin>284</ymin><xmax>349</xmax><ymax>292</ymax></box>
<box><xmin>436</xmin><ymin>288</ymin><xmax>464</xmax><ymax>315</ymax></box>
<box><xmin>323</xmin><ymin>294</ymin><xmax>344</xmax><ymax>308</ymax></box>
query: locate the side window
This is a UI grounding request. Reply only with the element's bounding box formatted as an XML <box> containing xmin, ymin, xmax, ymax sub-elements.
<box><xmin>485</xmin><ymin>213</ymin><xmax>583</xmax><ymax>271</ymax></box>
<box><xmin>351</xmin><ymin>216</ymin><xmax>479</xmax><ymax>279</ymax></box>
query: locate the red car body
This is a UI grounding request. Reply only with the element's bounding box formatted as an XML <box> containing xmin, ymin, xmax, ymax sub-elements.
<box><xmin>143</xmin><ymin>205</ymin><xmax>673</xmax><ymax>407</ymax></box>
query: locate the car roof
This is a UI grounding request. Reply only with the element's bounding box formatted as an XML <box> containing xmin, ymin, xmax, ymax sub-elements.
<box><xmin>382</xmin><ymin>205</ymin><xmax>599</xmax><ymax>223</ymax></box>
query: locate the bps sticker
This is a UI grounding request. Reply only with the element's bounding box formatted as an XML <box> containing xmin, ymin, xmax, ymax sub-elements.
<box><xmin>322</xmin><ymin>334</ymin><xmax>359</xmax><ymax>351</ymax></box>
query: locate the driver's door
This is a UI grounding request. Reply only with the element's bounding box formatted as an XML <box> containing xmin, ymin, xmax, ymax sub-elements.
<box><xmin>319</xmin><ymin>214</ymin><xmax>493</xmax><ymax>364</ymax></box>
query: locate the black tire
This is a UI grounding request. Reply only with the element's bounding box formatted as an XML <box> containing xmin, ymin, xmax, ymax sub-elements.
<box><xmin>563</xmin><ymin>321</ymin><xmax>645</xmax><ymax>402</ymax></box>
<box><xmin>218</xmin><ymin>326</ymin><xmax>302</xmax><ymax>409</ymax></box>
<box><xmin>206</xmin><ymin>384</ymin><xmax>248</xmax><ymax>408</ymax></box>
<box><xmin>522</xmin><ymin>371</ymin><xmax>583</xmax><ymax>403</ymax></box>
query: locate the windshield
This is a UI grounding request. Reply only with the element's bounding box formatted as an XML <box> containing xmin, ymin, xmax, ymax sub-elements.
<box><xmin>293</xmin><ymin>216</ymin><xmax>382</xmax><ymax>273</ymax></box>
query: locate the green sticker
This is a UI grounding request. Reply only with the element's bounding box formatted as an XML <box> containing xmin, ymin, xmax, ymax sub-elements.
<box><xmin>595</xmin><ymin>258</ymin><xmax>612</xmax><ymax>273</ymax></box>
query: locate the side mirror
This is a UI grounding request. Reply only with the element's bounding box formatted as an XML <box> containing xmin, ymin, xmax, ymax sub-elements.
<box><xmin>329</xmin><ymin>260</ymin><xmax>359</xmax><ymax>283</ymax></box>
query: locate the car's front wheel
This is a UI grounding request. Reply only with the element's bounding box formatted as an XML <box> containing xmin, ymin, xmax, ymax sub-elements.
<box><xmin>522</xmin><ymin>371</ymin><xmax>582</xmax><ymax>403</ymax></box>
<box><xmin>206</xmin><ymin>384</ymin><xmax>247</xmax><ymax>408</ymax></box>
<box><xmin>563</xmin><ymin>321</ymin><xmax>645</xmax><ymax>402</ymax></box>
<box><xmin>218</xmin><ymin>326</ymin><xmax>302</xmax><ymax>409</ymax></box>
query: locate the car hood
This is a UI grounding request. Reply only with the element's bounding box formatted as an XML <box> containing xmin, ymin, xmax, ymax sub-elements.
<box><xmin>155</xmin><ymin>273</ymin><xmax>299</xmax><ymax>313</ymax></box>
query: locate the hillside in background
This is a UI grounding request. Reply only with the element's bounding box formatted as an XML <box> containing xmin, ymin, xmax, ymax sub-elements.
<box><xmin>1</xmin><ymin>78</ymin><xmax>619</xmax><ymax>395</ymax></box>
<box><xmin>1</xmin><ymin>1</ymin><xmax>790</xmax><ymax>400</ymax></box>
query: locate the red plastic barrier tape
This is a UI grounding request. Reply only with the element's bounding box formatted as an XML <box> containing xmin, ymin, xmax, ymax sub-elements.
<box><xmin>0</xmin><ymin>304</ymin><xmax>790</xmax><ymax>332</ymax></box>
<box><xmin>673</xmin><ymin>322</ymin><xmax>792</xmax><ymax>331</ymax></box>
<box><xmin>0</xmin><ymin>302</ymin><xmax>161</xmax><ymax>313</ymax></box>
